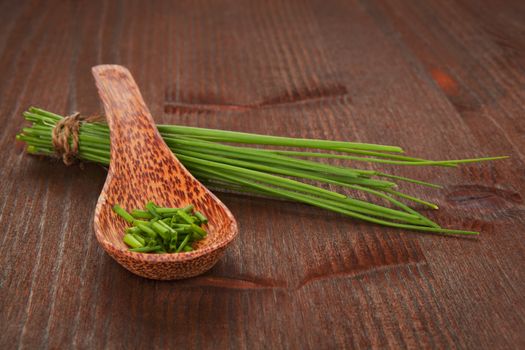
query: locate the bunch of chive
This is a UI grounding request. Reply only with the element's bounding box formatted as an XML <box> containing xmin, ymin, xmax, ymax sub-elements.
<box><xmin>17</xmin><ymin>107</ymin><xmax>508</xmax><ymax>235</ymax></box>
<box><xmin>113</xmin><ymin>202</ymin><xmax>208</xmax><ymax>253</ymax></box>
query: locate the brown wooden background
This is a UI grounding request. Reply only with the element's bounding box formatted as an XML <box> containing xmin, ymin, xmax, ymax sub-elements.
<box><xmin>1</xmin><ymin>0</ymin><xmax>524</xmax><ymax>348</ymax></box>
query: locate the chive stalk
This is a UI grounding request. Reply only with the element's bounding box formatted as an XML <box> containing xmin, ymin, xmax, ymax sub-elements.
<box><xmin>17</xmin><ymin>107</ymin><xmax>508</xmax><ymax>236</ymax></box>
<box><xmin>113</xmin><ymin>204</ymin><xmax>134</xmax><ymax>223</ymax></box>
<box><xmin>123</xmin><ymin>234</ymin><xmax>143</xmax><ymax>249</ymax></box>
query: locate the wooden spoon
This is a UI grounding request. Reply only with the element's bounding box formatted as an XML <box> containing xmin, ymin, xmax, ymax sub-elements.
<box><xmin>92</xmin><ymin>65</ymin><xmax>238</xmax><ymax>280</ymax></box>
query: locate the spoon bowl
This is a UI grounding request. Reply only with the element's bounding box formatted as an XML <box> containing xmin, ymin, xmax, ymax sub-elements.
<box><xmin>92</xmin><ymin>65</ymin><xmax>238</xmax><ymax>280</ymax></box>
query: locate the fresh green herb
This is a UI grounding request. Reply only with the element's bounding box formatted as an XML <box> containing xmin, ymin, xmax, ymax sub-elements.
<box><xmin>129</xmin><ymin>246</ymin><xmax>163</xmax><ymax>253</ymax></box>
<box><xmin>131</xmin><ymin>234</ymin><xmax>145</xmax><ymax>246</ymax></box>
<box><xmin>135</xmin><ymin>223</ymin><xmax>157</xmax><ymax>239</ymax></box>
<box><xmin>176</xmin><ymin>234</ymin><xmax>191</xmax><ymax>253</ymax></box>
<box><xmin>113</xmin><ymin>202</ymin><xmax>207</xmax><ymax>253</ymax></box>
<box><xmin>125</xmin><ymin>226</ymin><xmax>142</xmax><ymax>235</ymax></box>
<box><xmin>112</xmin><ymin>204</ymin><xmax>134</xmax><ymax>223</ymax></box>
<box><xmin>123</xmin><ymin>234</ymin><xmax>143</xmax><ymax>249</ymax></box>
<box><xmin>176</xmin><ymin>210</ymin><xmax>195</xmax><ymax>224</ymax></box>
<box><xmin>18</xmin><ymin>107</ymin><xmax>509</xmax><ymax>235</ymax></box>
<box><xmin>145</xmin><ymin>201</ymin><xmax>160</xmax><ymax>218</ymax></box>
<box><xmin>194</xmin><ymin>211</ymin><xmax>208</xmax><ymax>224</ymax></box>
<box><xmin>131</xmin><ymin>209</ymin><xmax>153</xmax><ymax>219</ymax></box>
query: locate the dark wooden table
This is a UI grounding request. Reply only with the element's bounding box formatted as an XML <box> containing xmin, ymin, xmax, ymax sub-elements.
<box><xmin>1</xmin><ymin>0</ymin><xmax>524</xmax><ymax>348</ymax></box>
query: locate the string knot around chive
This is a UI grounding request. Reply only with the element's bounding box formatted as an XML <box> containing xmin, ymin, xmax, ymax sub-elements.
<box><xmin>51</xmin><ymin>112</ymin><xmax>104</xmax><ymax>165</ymax></box>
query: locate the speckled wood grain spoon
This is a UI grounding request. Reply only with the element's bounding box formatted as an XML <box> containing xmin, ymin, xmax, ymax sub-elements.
<box><xmin>92</xmin><ymin>65</ymin><xmax>238</xmax><ymax>280</ymax></box>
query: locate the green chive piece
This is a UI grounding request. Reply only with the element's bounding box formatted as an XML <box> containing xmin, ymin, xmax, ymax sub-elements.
<box><xmin>194</xmin><ymin>211</ymin><xmax>208</xmax><ymax>224</ymax></box>
<box><xmin>181</xmin><ymin>204</ymin><xmax>194</xmax><ymax>213</ymax></box>
<box><xmin>172</xmin><ymin>224</ymin><xmax>192</xmax><ymax>229</ymax></box>
<box><xmin>123</xmin><ymin>234</ymin><xmax>143</xmax><ymax>249</ymax></box>
<box><xmin>131</xmin><ymin>209</ymin><xmax>153</xmax><ymax>219</ymax></box>
<box><xmin>155</xmin><ymin>208</ymin><xmax>179</xmax><ymax>216</ymax></box>
<box><xmin>151</xmin><ymin>221</ymin><xmax>170</xmax><ymax>241</ymax></box>
<box><xmin>130</xmin><ymin>245</ymin><xmax>163</xmax><ymax>253</ymax></box>
<box><xmin>113</xmin><ymin>204</ymin><xmax>134</xmax><ymax>223</ymax></box>
<box><xmin>125</xmin><ymin>226</ymin><xmax>142</xmax><ymax>235</ymax></box>
<box><xmin>161</xmin><ymin>218</ymin><xmax>172</xmax><ymax>225</ymax></box>
<box><xmin>132</xmin><ymin>219</ymin><xmax>149</xmax><ymax>227</ymax></box>
<box><xmin>191</xmin><ymin>223</ymin><xmax>207</xmax><ymax>238</ymax></box>
<box><xmin>176</xmin><ymin>210</ymin><xmax>194</xmax><ymax>224</ymax></box>
<box><xmin>132</xmin><ymin>234</ymin><xmax>145</xmax><ymax>246</ymax></box>
<box><xmin>137</xmin><ymin>223</ymin><xmax>157</xmax><ymax>238</ymax></box>
<box><xmin>114</xmin><ymin>201</ymin><xmax>207</xmax><ymax>253</ymax></box>
<box><xmin>157</xmin><ymin>220</ymin><xmax>175</xmax><ymax>233</ymax></box>
<box><xmin>176</xmin><ymin>235</ymin><xmax>191</xmax><ymax>253</ymax></box>
<box><xmin>171</xmin><ymin>231</ymin><xmax>178</xmax><ymax>247</ymax></box>
<box><xmin>146</xmin><ymin>201</ymin><xmax>160</xmax><ymax>218</ymax></box>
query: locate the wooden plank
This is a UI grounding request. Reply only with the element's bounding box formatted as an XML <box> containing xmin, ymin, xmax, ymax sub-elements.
<box><xmin>355</xmin><ymin>1</ymin><xmax>525</xmax><ymax>348</ymax></box>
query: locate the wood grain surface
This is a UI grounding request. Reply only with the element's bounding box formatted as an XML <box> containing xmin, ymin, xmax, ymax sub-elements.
<box><xmin>1</xmin><ymin>0</ymin><xmax>524</xmax><ymax>348</ymax></box>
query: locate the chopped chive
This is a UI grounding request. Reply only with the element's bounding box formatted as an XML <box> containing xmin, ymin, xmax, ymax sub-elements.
<box><xmin>171</xmin><ymin>231</ymin><xmax>178</xmax><ymax>246</ymax></box>
<box><xmin>109</xmin><ymin>201</ymin><xmax>208</xmax><ymax>253</ymax></box>
<box><xmin>172</xmin><ymin>224</ymin><xmax>192</xmax><ymax>228</ymax></box>
<box><xmin>125</xmin><ymin>226</ymin><xmax>142</xmax><ymax>235</ymax></box>
<box><xmin>132</xmin><ymin>234</ymin><xmax>145</xmax><ymax>246</ymax></box>
<box><xmin>131</xmin><ymin>209</ymin><xmax>153</xmax><ymax>219</ymax></box>
<box><xmin>113</xmin><ymin>204</ymin><xmax>134</xmax><ymax>223</ymax></box>
<box><xmin>157</xmin><ymin>220</ymin><xmax>175</xmax><ymax>233</ymax></box>
<box><xmin>130</xmin><ymin>245</ymin><xmax>163</xmax><ymax>253</ymax></box>
<box><xmin>123</xmin><ymin>234</ymin><xmax>143</xmax><ymax>249</ymax></box>
<box><xmin>146</xmin><ymin>201</ymin><xmax>160</xmax><ymax>218</ymax></box>
<box><xmin>151</xmin><ymin>221</ymin><xmax>170</xmax><ymax>241</ymax></box>
<box><xmin>132</xmin><ymin>219</ymin><xmax>149</xmax><ymax>227</ymax></box>
<box><xmin>155</xmin><ymin>208</ymin><xmax>179</xmax><ymax>216</ymax></box>
<box><xmin>136</xmin><ymin>223</ymin><xmax>157</xmax><ymax>238</ymax></box>
<box><xmin>176</xmin><ymin>210</ymin><xmax>194</xmax><ymax>224</ymax></box>
<box><xmin>181</xmin><ymin>204</ymin><xmax>194</xmax><ymax>213</ymax></box>
<box><xmin>191</xmin><ymin>223</ymin><xmax>207</xmax><ymax>238</ymax></box>
<box><xmin>176</xmin><ymin>235</ymin><xmax>191</xmax><ymax>253</ymax></box>
<box><xmin>194</xmin><ymin>211</ymin><xmax>208</xmax><ymax>224</ymax></box>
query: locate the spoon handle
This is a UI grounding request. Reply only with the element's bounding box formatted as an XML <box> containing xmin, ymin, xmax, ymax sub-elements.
<box><xmin>92</xmin><ymin>64</ymin><xmax>169</xmax><ymax>164</ymax></box>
